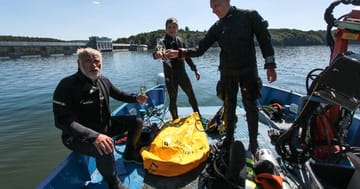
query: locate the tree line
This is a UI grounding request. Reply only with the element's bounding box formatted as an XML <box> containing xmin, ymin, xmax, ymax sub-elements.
<box><xmin>114</xmin><ymin>28</ymin><xmax>327</xmax><ymax>49</ymax></box>
<box><xmin>0</xmin><ymin>29</ymin><xmax>328</xmax><ymax>50</ymax></box>
<box><xmin>0</xmin><ymin>35</ymin><xmax>63</xmax><ymax>42</ymax></box>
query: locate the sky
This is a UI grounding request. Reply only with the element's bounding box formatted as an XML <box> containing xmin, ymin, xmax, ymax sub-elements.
<box><xmin>1</xmin><ymin>0</ymin><xmax>357</xmax><ymax>41</ymax></box>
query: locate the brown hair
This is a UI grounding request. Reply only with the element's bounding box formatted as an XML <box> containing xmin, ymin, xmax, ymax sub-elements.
<box><xmin>165</xmin><ymin>17</ymin><xmax>178</xmax><ymax>27</ymax></box>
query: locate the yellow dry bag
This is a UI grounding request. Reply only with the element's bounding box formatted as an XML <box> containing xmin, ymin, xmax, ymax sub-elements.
<box><xmin>141</xmin><ymin>112</ymin><xmax>210</xmax><ymax>176</ymax></box>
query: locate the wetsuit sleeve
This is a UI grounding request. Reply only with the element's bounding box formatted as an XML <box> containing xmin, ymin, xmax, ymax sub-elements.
<box><xmin>185</xmin><ymin>58</ymin><xmax>197</xmax><ymax>72</ymax></box>
<box><xmin>53</xmin><ymin>79</ymin><xmax>99</xmax><ymax>142</ymax></box>
<box><xmin>183</xmin><ymin>24</ymin><xmax>218</xmax><ymax>58</ymax></box>
<box><xmin>250</xmin><ymin>10</ymin><xmax>276</xmax><ymax>69</ymax></box>
<box><xmin>106</xmin><ymin>79</ymin><xmax>138</xmax><ymax>103</ymax></box>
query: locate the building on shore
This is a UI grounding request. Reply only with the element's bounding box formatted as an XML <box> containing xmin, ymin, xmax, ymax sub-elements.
<box><xmin>87</xmin><ymin>36</ymin><xmax>113</xmax><ymax>52</ymax></box>
<box><xmin>0</xmin><ymin>36</ymin><xmax>148</xmax><ymax>58</ymax></box>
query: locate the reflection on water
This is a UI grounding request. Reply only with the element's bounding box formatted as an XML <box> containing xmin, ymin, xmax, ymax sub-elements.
<box><xmin>0</xmin><ymin>45</ymin><xmax>357</xmax><ymax>188</ymax></box>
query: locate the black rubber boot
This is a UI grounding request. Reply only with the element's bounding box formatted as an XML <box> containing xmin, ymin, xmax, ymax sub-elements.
<box><xmin>248</xmin><ymin>141</ymin><xmax>259</xmax><ymax>156</ymax></box>
<box><xmin>123</xmin><ymin>118</ymin><xmax>143</xmax><ymax>164</ymax></box>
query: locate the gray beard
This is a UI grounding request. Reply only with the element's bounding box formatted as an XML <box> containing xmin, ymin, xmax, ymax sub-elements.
<box><xmin>79</xmin><ymin>65</ymin><xmax>100</xmax><ymax>81</ymax></box>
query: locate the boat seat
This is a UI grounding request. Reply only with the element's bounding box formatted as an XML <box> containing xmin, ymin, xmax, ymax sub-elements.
<box><xmin>146</xmin><ymin>88</ymin><xmax>164</xmax><ymax>107</ymax></box>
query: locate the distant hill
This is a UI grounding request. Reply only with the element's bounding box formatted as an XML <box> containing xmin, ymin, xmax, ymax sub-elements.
<box><xmin>0</xmin><ymin>35</ymin><xmax>64</xmax><ymax>42</ymax></box>
<box><xmin>269</xmin><ymin>29</ymin><xmax>326</xmax><ymax>46</ymax></box>
<box><xmin>1</xmin><ymin>29</ymin><xmax>328</xmax><ymax>49</ymax></box>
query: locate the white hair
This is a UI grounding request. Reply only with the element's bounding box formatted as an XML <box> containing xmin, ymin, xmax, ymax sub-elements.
<box><xmin>77</xmin><ymin>47</ymin><xmax>102</xmax><ymax>64</ymax></box>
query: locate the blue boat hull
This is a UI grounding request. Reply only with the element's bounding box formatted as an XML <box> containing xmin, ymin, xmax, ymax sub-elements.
<box><xmin>37</xmin><ymin>84</ymin><xmax>360</xmax><ymax>189</ymax></box>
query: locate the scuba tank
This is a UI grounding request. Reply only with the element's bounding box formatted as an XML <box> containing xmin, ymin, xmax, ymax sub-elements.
<box><xmin>255</xmin><ymin>149</ymin><xmax>281</xmax><ymax>175</ymax></box>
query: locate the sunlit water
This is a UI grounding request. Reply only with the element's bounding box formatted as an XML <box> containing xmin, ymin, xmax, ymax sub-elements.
<box><xmin>0</xmin><ymin>45</ymin><xmax>359</xmax><ymax>188</ymax></box>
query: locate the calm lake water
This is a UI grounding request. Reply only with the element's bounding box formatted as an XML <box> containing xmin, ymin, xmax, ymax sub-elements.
<box><xmin>0</xmin><ymin>45</ymin><xmax>358</xmax><ymax>189</ymax></box>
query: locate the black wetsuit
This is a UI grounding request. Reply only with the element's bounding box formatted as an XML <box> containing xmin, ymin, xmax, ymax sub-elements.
<box><xmin>53</xmin><ymin>70</ymin><xmax>139</xmax><ymax>186</ymax></box>
<box><xmin>157</xmin><ymin>34</ymin><xmax>200</xmax><ymax>119</ymax></box>
<box><xmin>183</xmin><ymin>7</ymin><xmax>276</xmax><ymax>148</ymax></box>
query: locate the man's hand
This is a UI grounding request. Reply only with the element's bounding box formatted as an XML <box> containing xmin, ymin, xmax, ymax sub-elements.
<box><xmin>137</xmin><ymin>94</ymin><xmax>148</xmax><ymax>104</ymax></box>
<box><xmin>266</xmin><ymin>68</ymin><xmax>277</xmax><ymax>83</ymax></box>
<box><xmin>154</xmin><ymin>51</ymin><xmax>163</xmax><ymax>59</ymax></box>
<box><xmin>164</xmin><ymin>49</ymin><xmax>178</xmax><ymax>59</ymax></box>
<box><xmin>195</xmin><ymin>71</ymin><xmax>201</xmax><ymax>80</ymax></box>
<box><xmin>93</xmin><ymin>134</ymin><xmax>114</xmax><ymax>156</ymax></box>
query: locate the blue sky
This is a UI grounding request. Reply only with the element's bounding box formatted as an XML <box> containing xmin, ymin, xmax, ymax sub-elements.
<box><xmin>1</xmin><ymin>0</ymin><xmax>356</xmax><ymax>41</ymax></box>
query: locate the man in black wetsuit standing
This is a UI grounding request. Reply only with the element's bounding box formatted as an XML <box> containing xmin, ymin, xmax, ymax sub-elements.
<box><xmin>153</xmin><ymin>17</ymin><xmax>202</xmax><ymax>121</ymax></box>
<box><xmin>164</xmin><ymin>0</ymin><xmax>277</xmax><ymax>155</ymax></box>
<box><xmin>53</xmin><ymin>48</ymin><xmax>147</xmax><ymax>189</ymax></box>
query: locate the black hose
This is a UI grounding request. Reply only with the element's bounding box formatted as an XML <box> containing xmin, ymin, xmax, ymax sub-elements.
<box><xmin>324</xmin><ymin>0</ymin><xmax>360</xmax><ymax>57</ymax></box>
<box><xmin>342</xmin><ymin>0</ymin><xmax>360</xmax><ymax>6</ymax></box>
<box><xmin>212</xmin><ymin>159</ymin><xmax>244</xmax><ymax>189</ymax></box>
<box><xmin>305</xmin><ymin>68</ymin><xmax>323</xmax><ymax>94</ymax></box>
<box><xmin>324</xmin><ymin>1</ymin><xmax>342</xmax><ymax>57</ymax></box>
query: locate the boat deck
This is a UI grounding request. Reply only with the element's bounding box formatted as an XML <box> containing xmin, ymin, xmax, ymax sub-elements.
<box><xmin>85</xmin><ymin>106</ymin><xmax>284</xmax><ymax>189</ymax></box>
<box><xmin>38</xmin><ymin>83</ymin><xmax>360</xmax><ymax>189</ymax></box>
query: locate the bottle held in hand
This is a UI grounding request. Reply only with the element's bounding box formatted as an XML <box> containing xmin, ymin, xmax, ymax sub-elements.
<box><xmin>140</xmin><ymin>85</ymin><xmax>148</xmax><ymax>105</ymax></box>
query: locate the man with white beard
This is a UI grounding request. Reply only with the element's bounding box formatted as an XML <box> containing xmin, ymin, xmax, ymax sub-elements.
<box><xmin>53</xmin><ymin>48</ymin><xmax>147</xmax><ymax>189</ymax></box>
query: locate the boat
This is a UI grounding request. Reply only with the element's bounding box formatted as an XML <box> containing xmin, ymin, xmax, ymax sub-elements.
<box><xmin>37</xmin><ymin>81</ymin><xmax>294</xmax><ymax>189</ymax></box>
<box><xmin>36</xmin><ymin>81</ymin><xmax>360</xmax><ymax>189</ymax></box>
<box><xmin>37</xmin><ymin>1</ymin><xmax>360</xmax><ymax>189</ymax></box>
